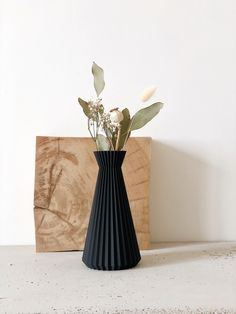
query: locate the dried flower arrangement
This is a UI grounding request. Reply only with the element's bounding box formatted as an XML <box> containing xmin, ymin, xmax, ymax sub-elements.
<box><xmin>78</xmin><ymin>62</ymin><xmax>163</xmax><ymax>151</ymax></box>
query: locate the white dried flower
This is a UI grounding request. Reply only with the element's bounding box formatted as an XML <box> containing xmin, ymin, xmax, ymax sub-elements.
<box><xmin>100</xmin><ymin>112</ymin><xmax>110</xmax><ymax>128</ymax></box>
<box><xmin>87</xmin><ymin>98</ymin><xmax>104</xmax><ymax>121</ymax></box>
<box><xmin>109</xmin><ymin>110</ymin><xmax>123</xmax><ymax>124</ymax></box>
<box><xmin>140</xmin><ymin>86</ymin><xmax>157</xmax><ymax>102</ymax></box>
<box><xmin>94</xmin><ymin>98</ymin><xmax>102</xmax><ymax>107</ymax></box>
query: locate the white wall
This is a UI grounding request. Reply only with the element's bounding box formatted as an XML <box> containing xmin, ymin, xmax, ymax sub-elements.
<box><xmin>0</xmin><ymin>0</ymin><xmax>236</xmax><ymax>245</ymax></box>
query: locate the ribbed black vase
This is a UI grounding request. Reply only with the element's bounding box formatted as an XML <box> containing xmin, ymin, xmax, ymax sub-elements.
<box><xmin>82</xmin><ymin>151</ymin><xmax>141</xmax><ymax>270</ymax></box>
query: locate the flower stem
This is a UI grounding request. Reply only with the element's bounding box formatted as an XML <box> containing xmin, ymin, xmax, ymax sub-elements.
<box><xmin>104</xmin><ymin>127</ymin><xmax>114</xmax><ymax>151</ymax></box>
<box><xmin>115</xmin><ymin>126</ymin><xmax>121</xmax><ymax>151</ymax></box>
<box><xmin>88</xmin><ymin>119</ymin><xmax>96</xmax><ymax>142</ymax></box>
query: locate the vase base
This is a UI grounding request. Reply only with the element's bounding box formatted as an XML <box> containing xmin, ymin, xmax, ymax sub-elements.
<box><xmin>82</xmin><ymin>256</ymin><xmax>141</xmax><ymax>271</ymax></box>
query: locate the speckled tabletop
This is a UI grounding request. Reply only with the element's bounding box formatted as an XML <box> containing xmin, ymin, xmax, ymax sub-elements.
<box><xmin>1</xmin><ymin>243</ymin><xmax>236</xmax><ymax>314</ymax></box>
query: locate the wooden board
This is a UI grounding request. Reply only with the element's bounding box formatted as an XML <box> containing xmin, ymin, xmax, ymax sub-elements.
<box><xmin>34</xmin><ymin>137</ymin><xmax>151</xmax><ymax>252</ymax></box>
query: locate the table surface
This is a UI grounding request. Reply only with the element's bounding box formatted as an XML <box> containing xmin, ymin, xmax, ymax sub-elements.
<box><xmin>0</xmin><ymin>242</ymin><xmax>236</xmax><ymax>314</ymax></box>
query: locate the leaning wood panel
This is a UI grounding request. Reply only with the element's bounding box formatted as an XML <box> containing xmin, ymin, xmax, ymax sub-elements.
<box><xmin>34</xmin><ymin>137</ymin><xmax>151</xmax><ymax>252</ymax></box>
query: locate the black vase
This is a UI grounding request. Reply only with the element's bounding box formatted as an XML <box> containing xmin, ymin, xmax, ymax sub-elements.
<box><xmin>82</xmin><ymin>151</ymin><xmax>141</xmax><ymax>270</ymax></box>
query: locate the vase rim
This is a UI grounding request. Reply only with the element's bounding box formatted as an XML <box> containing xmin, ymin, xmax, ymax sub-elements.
<box><xmin>94</xmin><ymin>150</ymin><xmax>126</xmax><ymax>153</ymax></box>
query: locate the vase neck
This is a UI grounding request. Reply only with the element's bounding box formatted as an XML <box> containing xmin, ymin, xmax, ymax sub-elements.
<box><xmin>94</xmin><ymin>151</ymin><xmax>126</xmax><ymax>168</ymax></box>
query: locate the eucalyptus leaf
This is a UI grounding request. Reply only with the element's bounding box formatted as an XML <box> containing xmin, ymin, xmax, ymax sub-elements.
<box><xmin>92</xmin><ymin>62</ymin><xmax>105</xmax><ymax>97</ymax></box>
<box><xmin>78</xmin><ymin>97</ymin><xmax>90</xmax><ymax>118</ymax></box>
<box><xmin>96</xmin><ymin>134</ymin><xmax>110</xmax><ymax>151</ymax></box>
<box><xmin>121</xmin><ymin>108</ymin><xmax>130</xmax><ymax>121</ymax></box>
<box><xmin>130</xmin><ymin>102</ymin><xmax>163</xmax><ymax>131</ymax></box>
<box><xmin>117</xmin><ymin>108</ymin><xmax>131</xmax><ymax>151</ymax></box>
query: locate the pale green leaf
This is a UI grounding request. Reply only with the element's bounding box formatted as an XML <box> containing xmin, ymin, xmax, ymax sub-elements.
<box><xmin>96</xmin><ymin>134</ymin><xmax>110</xmax><ymax>151</ymax></box>
<box><xmin>130</xmin><ymin>102</ymin><xmax>163</xmax><ymax>131</ymax></box>
<box><xmin>92</xmin><ymin>62</ymin><xmax>105</xmax><ymax>97</ymax></box>
<box><xmin>117</xmin><ymin>108</ymin><xmax>131</xmax><ymax>151</ymax></box>
<box><xmin>78</xmin><ymin>97</ymin><xmax>90</xmax><ymax>118</ymax></box>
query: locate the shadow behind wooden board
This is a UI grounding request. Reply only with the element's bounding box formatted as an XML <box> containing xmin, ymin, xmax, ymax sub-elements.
<box><xmin>34</xmin><ymin>137</ymin><xmax>151</xmax><ymax>252</ymax></box>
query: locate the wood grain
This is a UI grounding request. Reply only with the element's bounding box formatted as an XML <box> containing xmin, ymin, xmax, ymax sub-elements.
<box><xmin>34</xmin><ymin>137</ymin><xmax>151</xmax><ymax>252</ymax></box>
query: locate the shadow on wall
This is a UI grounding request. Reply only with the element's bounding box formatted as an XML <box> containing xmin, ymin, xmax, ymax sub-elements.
<box><xmin>150</xmin><ymin>140</ymin><xmax>221</xmax><ymax>242</ymax></box>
